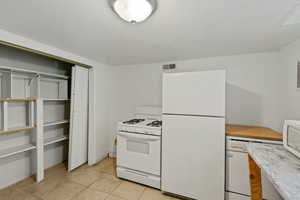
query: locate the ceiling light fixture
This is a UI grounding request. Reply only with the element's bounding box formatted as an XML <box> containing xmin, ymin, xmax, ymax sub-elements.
<box><xmin>108</xmin><ymin>0</ymin><xmax>157</xmax><ymax>24</ymax></box>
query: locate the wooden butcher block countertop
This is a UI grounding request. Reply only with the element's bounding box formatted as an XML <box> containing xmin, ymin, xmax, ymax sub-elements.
<box><xmin>225</xmin><ymin>125</ymin><xmax>283</xmax><ymax>141</ymax></box>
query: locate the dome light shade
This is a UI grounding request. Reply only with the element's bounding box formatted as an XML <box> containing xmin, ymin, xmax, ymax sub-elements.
<box><xmin>108</xmin><ymin>0</ymin><xmax>157</xmax><ymax>23</ymax></box>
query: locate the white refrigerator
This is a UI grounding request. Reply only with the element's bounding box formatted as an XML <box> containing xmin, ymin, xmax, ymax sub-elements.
<box><xmin>162</xmin><ymin>70</ymin><xmax>226</xmax><ymax>200</ymax></box>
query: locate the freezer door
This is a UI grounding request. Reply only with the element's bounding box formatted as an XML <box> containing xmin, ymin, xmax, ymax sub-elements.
<box><xmin>163</xmin><ymin>70</ymin><xmax>225</xmax><ymax>116</ymax></box>
<box><xmin>162</xmin><ymin>115</ymin><xmax>225</xmax><ymax>200</ymax></box>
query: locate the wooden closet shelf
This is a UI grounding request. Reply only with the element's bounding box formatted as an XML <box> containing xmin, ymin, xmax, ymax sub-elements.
<box><xmin>0</xmin><ymin>99</ymin><xmax>37</xmax><ymax>102</ymax></box>
<box><xmin>0</xmin><ymin>126</ymin><xmax>37</xmax><ymax>135</ymax></box>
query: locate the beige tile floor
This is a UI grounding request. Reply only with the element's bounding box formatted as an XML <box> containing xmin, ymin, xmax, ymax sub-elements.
<box><xmin>0</xmin><ymin>158</ymin><xmax>182</xmax><ymax>200</ymax></box>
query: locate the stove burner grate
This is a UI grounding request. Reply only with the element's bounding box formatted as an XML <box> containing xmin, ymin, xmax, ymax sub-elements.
<box><xmin>146</xmin><ymin>120</ymin><xmax>162</xmax><ymax>127</ymax></box>
<box><xmin>123</xmin><ymin>119</ymin><xmax>145</xmax><ymax>125</ymax></box>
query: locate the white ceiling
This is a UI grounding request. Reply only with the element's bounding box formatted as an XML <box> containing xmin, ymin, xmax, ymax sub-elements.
<box><xmin>0</xmin><ymin>0</ymin><xmax>300</xmax><ymax>65</ymax></box>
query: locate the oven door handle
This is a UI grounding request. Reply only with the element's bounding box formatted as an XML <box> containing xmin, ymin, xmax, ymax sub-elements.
<box><xmin>118</xmin><ymin>132</ymin><xmax>160</xmax><ymax>142</ymax></box>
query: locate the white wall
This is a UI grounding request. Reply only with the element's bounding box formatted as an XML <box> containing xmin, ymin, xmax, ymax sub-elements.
<box><xmin>280</xmin><ymin>38</ymin><xmax>300</xmax><ymax>121</ymax></box>
<box><xmin>109</xmin><ymin>52</ymin><xmax>286</xmax><ymax>154</ymax></box>
<box><xmin>93</xmin><ymin>64</ymin><xmax>112</xmax><ymax>161</ymax></box>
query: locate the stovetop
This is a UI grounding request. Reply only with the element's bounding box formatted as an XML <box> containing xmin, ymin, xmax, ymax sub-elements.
<box><xmin>122</xmin><ymin>118</ymin><xmax>162</xmax><ymax>127</ymax></box>
<box><xmin>146</xmin><ymin>120</ymin><xmax>162</xmax><ymax>127</ymax></box>
<box><xmin>118</xmin><ymin>118</ymin><xmax>162</xmax><ymax>135</ymax></box>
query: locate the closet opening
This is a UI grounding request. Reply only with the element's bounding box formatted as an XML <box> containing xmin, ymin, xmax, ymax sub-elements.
<box><xmin>0</xmin><ymin>44</ymin><xmax>93</xmax><ymax>189</ymax></box>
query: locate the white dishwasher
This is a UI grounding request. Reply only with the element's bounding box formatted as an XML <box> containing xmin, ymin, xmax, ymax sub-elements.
<box><xmin>226</xmin><ymin>136</ymin><xmax>283</xmax><ymax>200</ymax></box>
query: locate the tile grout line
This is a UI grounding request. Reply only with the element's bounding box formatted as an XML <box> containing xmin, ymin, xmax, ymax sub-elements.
<box><xmin>69</xmin><ymin>185</ymin><xmax>88</xmax><ymax>200</ymax></box>
<box><xmin>137</xmin><ymin>187</ymin><xmax>147</xmax><ymax>200</ymax></box>
<box><xmin>68</xmin><ymin>171</ymin><xmax>110</xmax><ymax>200</ymax></box>
<box><xmin>2</xmin><ymin>158</ymin><xmax>170</xmax><ymax>200</ymax></box>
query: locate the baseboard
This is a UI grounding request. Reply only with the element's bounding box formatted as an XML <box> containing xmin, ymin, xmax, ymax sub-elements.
<box><xmin>109</xmin><ymin>152</ymin><xmax>116</xmax><ymax>158</ymax></box>
<box><xmin>92</xmin><ymin>152</ymin><xmax>111</xmax><ymax>165</ymax></box>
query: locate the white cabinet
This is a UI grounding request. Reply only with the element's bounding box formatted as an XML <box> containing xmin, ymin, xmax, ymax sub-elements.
<box><xmin>226</xmin><ymin>150</ymin><xmax>250</xmax><ymax>195</ymax></box>
<box><xmin>226</xmin><ymin>137</ymin><xmax>283</xmax><ymax>200</ymax></box>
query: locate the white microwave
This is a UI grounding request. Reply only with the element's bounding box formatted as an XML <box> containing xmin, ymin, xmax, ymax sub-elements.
<box><xmin>283</xmin><ymin>120</ymin><xmax>300</xmax><ymax>158</ymax></box>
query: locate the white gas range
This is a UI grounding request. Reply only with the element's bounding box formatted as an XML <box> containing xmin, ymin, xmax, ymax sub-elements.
<box><xmin>116</xmin><ymin>107</ymin><xmax>162</xmax><ymax>189</ymax></box>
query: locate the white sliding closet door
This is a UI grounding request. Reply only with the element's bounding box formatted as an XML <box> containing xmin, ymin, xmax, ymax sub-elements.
<box><xmin>68</xmin><ymin>65</ymin><xmax>89</xmax><ymax>171</ymax></box>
